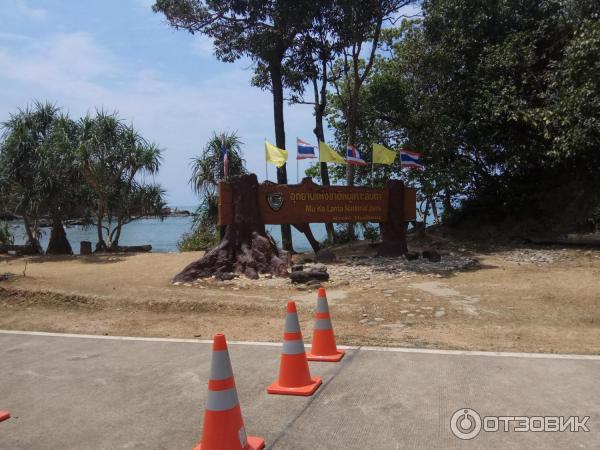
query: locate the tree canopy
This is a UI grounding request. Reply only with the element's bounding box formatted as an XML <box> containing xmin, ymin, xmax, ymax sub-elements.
<box><xmin>0</xmin><ymin>103</ymin><xmax>167</xmax><ymax>253</ymax></box>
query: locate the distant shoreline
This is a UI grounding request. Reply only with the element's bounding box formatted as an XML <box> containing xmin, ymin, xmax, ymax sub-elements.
<box><xmin>0</xmin><ymin>206</ymin><xmax>194</xmax><ymax>226</ymax></box>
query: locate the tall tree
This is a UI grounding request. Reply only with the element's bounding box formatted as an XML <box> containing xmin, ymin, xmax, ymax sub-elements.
<box><xmin>0</xmin><ymin>102</ymin><xmax>60</xmax><ymax>253</ymax></box>
<box><xmin>153</xmin><ymin>0</ymin><xmax>320</xmax><ymax>252</ymax></box>
<box><xmin>39</xmin><ymin>114</ymin><xmax>91</xmax><ymax>254</ymax></box>
<box><xmin>329</xmin><ymin>0</ymin><xmax>415</xmax><ymax>238</ymax></box>
<box><xmin>188</xmin><ymin>131</ymin><xmax>247</xmax><ymax>244</ymax></box>
<box><xmin>76</xmin><ymin>111</ymin><xmax>166</xmax><ymax>251</ymax></box>
<box><xmin>286</xmin><ymin>2</ymin><xmax>340</xmax><ymax>243</ymax></box>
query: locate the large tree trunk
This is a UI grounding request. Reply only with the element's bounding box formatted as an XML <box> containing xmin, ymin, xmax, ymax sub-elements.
<box><xmin>312</xmin><ymin>73</ymin><xmax>336</xmax><ymax>243</ymax></box>
<box><xmin>431</xmin><ymin>197</ymin><xmax>440</xmax><ymax>224</ymax></box>
<box><xmin>22</xmin><ymin>216</ymin><xmax>42</xmax><ymax>254</ymax></box>
<box><xmin>270</xmin><ymin>62</ymin><xmax>294</xmax><ymax>253</ymax></box>
<box><xmin>174</xmin><ymin>174</ymin><xmax>288</xmax><ymax>282</ymax></box>
<box><xmin>109</xmin><ymin>218</ymin><xmax>124</xmax><ymax>250</ymax></box>
<box><xmin>345</xmin><ymin>89</ymin><xmax>359</xmax><ymax>241</ymax></box>
<box><xmin>292</xmin><ymin>223</ymin><xmax>320</xmax><ymax>253</ymax></box>
<box><xmin>95</xmin><ymin>210</ymin><xmax>107</xmax><ymax>252</ymax></box>
<box><xmin>46</xmin><ymin>217</ymin><xmax>73</xmax><ymax>255</ymax></box>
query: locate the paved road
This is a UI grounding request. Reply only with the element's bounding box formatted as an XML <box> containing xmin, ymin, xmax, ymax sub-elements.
<box><xmin>0</xmin><ymin>331</ymin><xmax>598</xmax><ymax>449</ymax></box>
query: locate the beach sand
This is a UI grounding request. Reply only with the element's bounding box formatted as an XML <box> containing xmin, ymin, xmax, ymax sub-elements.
<box><xmin>1</xmin><ymin>245</ymin><xmax>599</xmax><ymax>354</ymax></box>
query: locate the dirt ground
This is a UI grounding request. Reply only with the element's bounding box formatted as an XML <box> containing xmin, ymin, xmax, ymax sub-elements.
<box><xmin>1</xmin><ymin>240</ymin><xmax>599</xmax><ymax>354</ymax></box>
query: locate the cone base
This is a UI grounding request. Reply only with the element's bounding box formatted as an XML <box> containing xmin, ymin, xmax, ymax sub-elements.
<box><xmin>306</xmin><ymin>349</ymin><xmax>345</xmax><ymax>362</ymax></box>
<box><xmin>267</xmin><ymin>376</ymin><xmax>322</xmax><ymax>396</ymax></box>
<box><xmin>0</xmin><ymin>411</ymin><xmax>10</xmax><ymax>422</ymax></box>
<box><xmin>194</xmin><ymin>435</ymin><xmax>265</xmax><ymax>450</ymax></box>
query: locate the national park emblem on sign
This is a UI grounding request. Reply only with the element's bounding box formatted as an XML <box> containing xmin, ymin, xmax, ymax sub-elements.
<box><xmin>267</xmin><ymin>192</ymin><xmax>284</xmax><ymax>211</ymax></box>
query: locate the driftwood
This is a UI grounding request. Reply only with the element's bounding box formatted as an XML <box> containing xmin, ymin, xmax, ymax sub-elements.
<box><xmin>174</xmin><ymin>174</ymin><xmax>288</xmax><ymax>282</ymax></box>
<box><xmin>94</xmin><ymin>244</ymin><xmax>153</xmax><ymax>253</ymax></box>
<box><xmin>0</xmin><ymin>244</ymin><xmax>40</xmax><ymax>255</ymax></box>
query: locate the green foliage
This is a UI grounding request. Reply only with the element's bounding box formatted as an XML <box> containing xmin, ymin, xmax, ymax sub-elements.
<box><xmin>0</xmin><ymin>101</ymin><xmax>73</xmax><ymax>252</ymax></box>
<box><xmin>0</xmin><ymin>102</ymin><xmax>167</xmax><ymax>252</ymax></box>
<box><xmin>362</xmin><ymin>223</ymin><xmax>380</xmax><ymax>242</ymax></box>
<box><xmin>189</xmin><ymin>131</ymin><xmax>246</xmax><ymax>229</ymax></box>
<box><xmin>77</xmin><ymin>110</ymin><xmax>166</xmax><ymax>249</ymax></box>
<box><xmin>322</xmin><ymin>0</ymin><xmax>600</xmax><ymax>231</ymax></box>
<box><xmin>0</xmin><ymin>221</ymin><xmax>13</xmax><ymax>245</ymax></box>
<box><xmin>178</xmin><ymin>226</ymin><xmax>219</xmax><ymax>251</ymax></box>
<box><xmin>190</xmin><ymin>132</ymin><xmax>246</xmax><ymax>198</ymax></box>
<box><xmin>184</xmin><ymin>131</ymin><xmax>248</xmax><ymax>248</ymax></box>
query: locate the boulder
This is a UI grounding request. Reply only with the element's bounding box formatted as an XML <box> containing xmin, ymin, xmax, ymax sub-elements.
<box><xmin>291</xmin><ymin>264</ymin><xmax>304</xmax><ymax>272</ymax></box>
<box><xmin>422</xmin><ymin>249</ymin><xmax>441</xmax><ymax>262</ymax></box>
<box><xmin>405</xmin><ymin>251</ymin><xmax>420</xmax><ymax>261</ymax></box>
<box><xmin>289</xmin><ymin>270</ymin><xmax>330</xmax><ymax>284</ymax></box>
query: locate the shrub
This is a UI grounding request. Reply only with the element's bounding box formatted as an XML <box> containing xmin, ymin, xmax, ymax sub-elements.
<box><xmin>0</xmin><ymin>220</ymin><xmax>13</xmax><ymax>245</ymax></box>
<box><xmin>178</xmin><ymin>226</ymin><xmax>219</xmax><ymax>251</ymax></box>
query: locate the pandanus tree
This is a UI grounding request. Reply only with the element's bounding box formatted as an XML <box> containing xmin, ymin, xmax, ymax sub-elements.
<box><xmin>189</xmin><ymin>131</ymin><xmax>246</xmax><ymax>235</ymax></box>
<box><xmin>76</xmin><ymin>111</ymin><xmax>166</xmax><ymax>251</ymax></box>
<box><xmin>0</xmin><ymin>102</ymin><xmax>56</xmax><ymax>253</ymax></box>
<box><xmin>0</xmin><ymin>101</ymin><xmax>82</xmax><ymax>254</ymax></box>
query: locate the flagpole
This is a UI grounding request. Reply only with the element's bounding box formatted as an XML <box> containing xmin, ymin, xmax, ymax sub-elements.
<box><xmin>296</xmin><ymin>137</ymin><xmax>299</xmax><ymax>183</ymax></box>
<box><xmin>371</xmin><ymin>161</ymin><xmax>374</xmax><ymax>187</ymax></box>
<box><xmin>264</xmin><ymin>138</ymin><xmax>268</xmax><ymax>182</ymax></box>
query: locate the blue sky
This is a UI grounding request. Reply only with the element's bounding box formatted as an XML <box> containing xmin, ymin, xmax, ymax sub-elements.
<box><xmin>0</xmin><ymin>0</ymin><xmax>420</xmax><ymax>206</ymax></box>
<box><xmin>0</xmin><ymin>0</ymin><xmax>322</xmax><ymax>205</ymax></box>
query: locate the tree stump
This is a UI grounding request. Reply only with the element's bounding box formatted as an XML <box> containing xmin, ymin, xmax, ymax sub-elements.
<box><xmin>80</xmin><ymin>241</ymin><xmax>92</xmax><ymax>255</ymax></box>
<box><xmin>174</xmin><ymin>174</ymin><xmax>288</xmax><ymax>282</ymax></box>
<box><xmin>46</xmin><ymin>218</ymin><xmax>73</xmax><ymax>255</ymax></box>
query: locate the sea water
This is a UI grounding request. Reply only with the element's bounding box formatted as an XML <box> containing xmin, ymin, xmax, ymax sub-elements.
<box><xmin>7</xmin><ymin>215</ymin><xmax>327</xmax><ymax>254</ymax></box>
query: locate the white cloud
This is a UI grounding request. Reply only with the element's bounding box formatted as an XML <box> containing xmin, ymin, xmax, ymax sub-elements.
<box><xmin>14</xmin><ymin>0</ymin><xmax>48</xmax><ymax>20</ymax></box>
<box><xmin>0</xmin><ymin>32</ymin><xmax>32</xmax><ymax>41</ymax></box>
<box><xmin>0</xmin><ymin>32</ymin><xmax>301</xmax><ymax>203</ymax></box>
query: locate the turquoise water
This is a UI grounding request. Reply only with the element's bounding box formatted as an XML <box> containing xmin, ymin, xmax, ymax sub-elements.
<box><xmin>8</xmin><ymin>216</ymin><xmax>327</xmax><ymax>254</ymax></box>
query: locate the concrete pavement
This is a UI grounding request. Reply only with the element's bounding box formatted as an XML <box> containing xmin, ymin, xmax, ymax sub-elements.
<box><xmin>0</xmin><ymin>331</ymin><xmax>598</xmax><ymax>449</ymax></box>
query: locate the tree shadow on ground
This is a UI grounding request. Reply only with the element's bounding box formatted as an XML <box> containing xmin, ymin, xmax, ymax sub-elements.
<box><xmin>21</xmin><ymin>254</ymin><xmax>134</xmax><ymax>265</ymax></box>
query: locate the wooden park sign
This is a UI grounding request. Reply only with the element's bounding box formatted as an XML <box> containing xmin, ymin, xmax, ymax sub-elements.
<box><xmin>218</xmin><ymin>177</ymin><xmax>416</xmax><ymax>226</ymax></box>
<box><xmin>174</xmin><ymin>174</ymin><xmax>416</xmax><ymax>282</ymax></box>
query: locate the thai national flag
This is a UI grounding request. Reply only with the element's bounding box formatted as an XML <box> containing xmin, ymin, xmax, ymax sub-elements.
<box><xmin>297</xmin><ymin>138</ymin><xmax>317</xmax><ymax>159</ymax></box>
<box><xmin>346</xmin><ymin>145</ymin><xmax>367</xmax><ymax>166</ymax></box>
<box><xmin>221</xmin><ymin>136</ymin><xmax>229</xmax><ymax>177</ymax></box>
<box><xmin>400</xmin><ymin>149</ymin><xmax>424</xmax><ymax>169</ymax></box>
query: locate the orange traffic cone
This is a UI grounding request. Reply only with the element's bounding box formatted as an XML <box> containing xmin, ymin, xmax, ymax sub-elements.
<box><xmin>193</xmin><ymin>334</ymin><xmax>264</xmax><ymax>450</ymax></box>
<box><xmin>267</xmin><ymin>301</ymin><xmax>322</xmax><ymax>396</ymax></box>
<box><xmin>0</xmin><ymin>411</ymin><xmax>9</xmax><ymax>422</ymax></box>
<box><xmin>307</xmin><ymin>288</ymin><xmax>345</xmax><ymax>362</ymax></box>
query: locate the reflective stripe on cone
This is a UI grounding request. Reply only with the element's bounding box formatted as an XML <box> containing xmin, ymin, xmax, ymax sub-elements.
<box><xmin>267</xmin><ymin>301</ymin><xmax>322</xmax><ymax>396</ymax></box>
<box><xmin>194</xmin><ymin>334</ymin><xmax>265</xmax><ymax>450</ymax></box>
<box><xmin>307</xmin><ymin>288</ymin><xmax>345</xmax><ymax>362</ymax></box>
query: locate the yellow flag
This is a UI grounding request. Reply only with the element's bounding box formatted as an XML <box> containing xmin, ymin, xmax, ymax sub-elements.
<box><xmin>372</xmin><ymin>143</ymin><xmax>397</xmax><ymax>165</ymax></box>
<box><xmin>265</xmin><ymin>140</ymin><xmax>288</xmax><ymax>168</ymax></box>
<box><xmin>319</xmin><ymin>141</ymin><xmax>346</xmax><ymax>164</ymax></box>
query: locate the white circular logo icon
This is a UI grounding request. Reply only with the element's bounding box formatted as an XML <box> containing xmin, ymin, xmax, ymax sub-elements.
<box><xmin>450</xmin><ymin>408</ymin><xmax>482</xmax><ymax>440</ymax></box>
